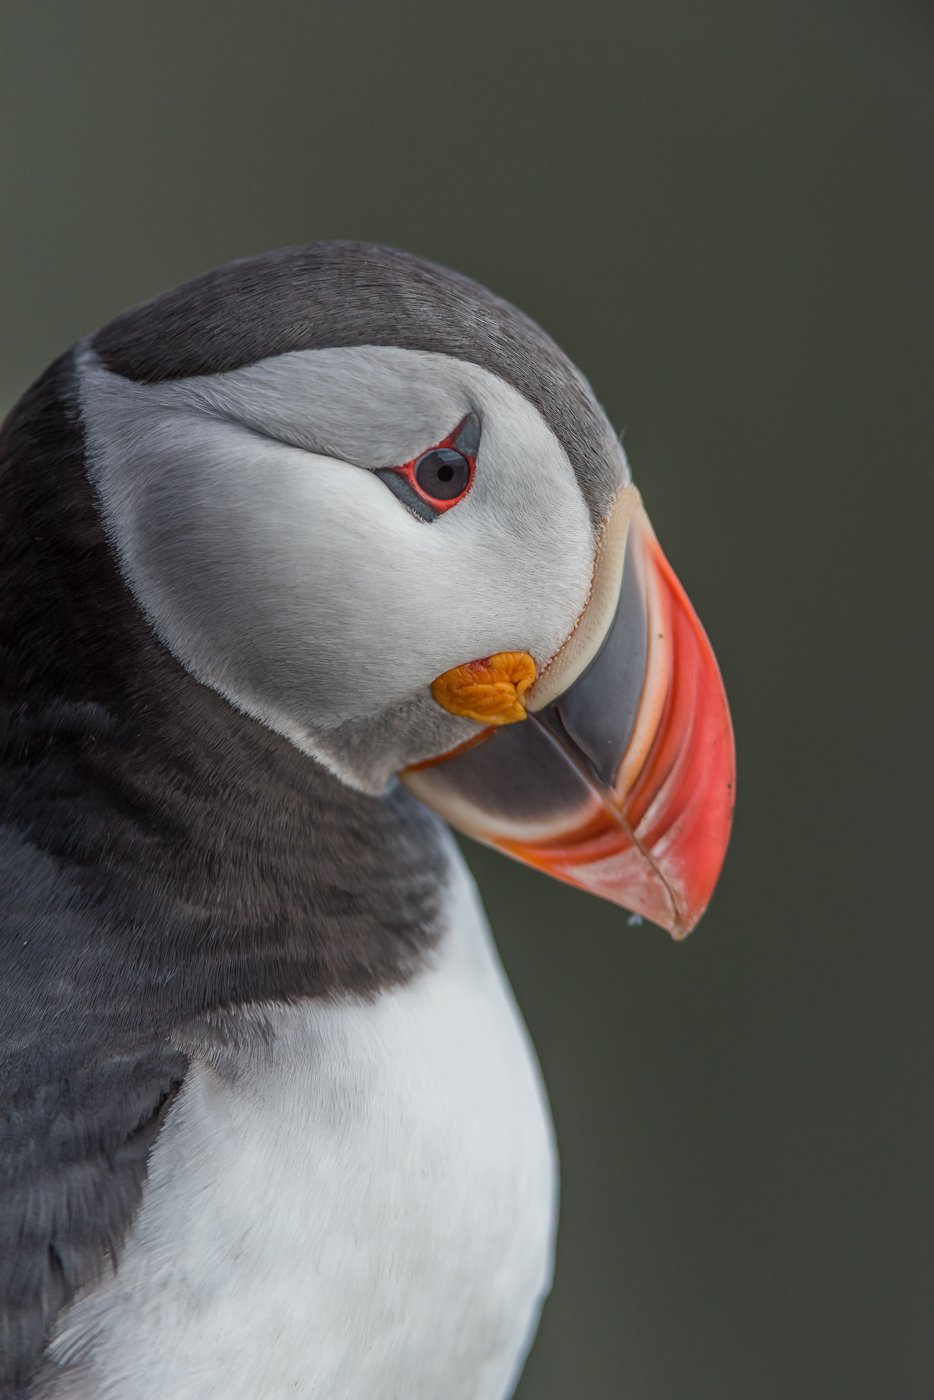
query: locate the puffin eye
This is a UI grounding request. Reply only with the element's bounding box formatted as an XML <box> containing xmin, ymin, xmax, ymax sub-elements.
<box><xmin>375</xmin><ymin>413</ymin><xmax>479</xmax><ymax>522</ymax></box>
<box><xmin>414</xmin><ymin>448</ymin><xmax>471</xmax><ymax>502</ymax></box>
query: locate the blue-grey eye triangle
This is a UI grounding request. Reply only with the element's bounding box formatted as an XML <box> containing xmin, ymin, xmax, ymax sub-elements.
<box><xmin>375</xmin><ymin>468</ymin><xmax>437</xmax><ymax>522</ymax></box>
<box><xmin>454</xmin><ymin>412</ymin><xmax>481</xmax><ymax>459</ymax></box>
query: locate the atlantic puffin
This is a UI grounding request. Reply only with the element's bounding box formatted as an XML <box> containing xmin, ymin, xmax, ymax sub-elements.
<box><xmin>0</xmin><ymin>242</ymin><xmax>734</xmax><ymax>1400</ymax></box>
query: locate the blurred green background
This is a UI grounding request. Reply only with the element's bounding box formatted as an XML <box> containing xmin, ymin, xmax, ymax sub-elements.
<box><xmin>2</xmin><ymin>2</ymin><xmax>931</xmax><ymax>1396</ymax></box>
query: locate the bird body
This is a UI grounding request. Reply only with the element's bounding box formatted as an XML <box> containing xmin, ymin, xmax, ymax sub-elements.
<box><xmin>1</xmin><ymin>243</ymin><xmax>733</xmax><ymax>1397</ymax></box>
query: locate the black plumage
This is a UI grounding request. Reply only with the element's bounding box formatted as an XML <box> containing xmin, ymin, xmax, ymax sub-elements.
<box><xmin>0</xmin><ymin>350</ymin><xmax>447</xmax><ymax>1395</ymax></box>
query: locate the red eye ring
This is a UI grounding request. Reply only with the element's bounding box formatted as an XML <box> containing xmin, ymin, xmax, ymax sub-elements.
<box><xmin>385</xmin><ymin>415</ymin><xmax>478</xmax><ymax>516</ymax></box>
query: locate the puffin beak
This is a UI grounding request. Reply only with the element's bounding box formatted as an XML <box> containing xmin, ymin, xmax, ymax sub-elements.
<box><xmin>403</xmin><ymin>488</ymin><xmax>735</xmax><ymax>938</ymax></box>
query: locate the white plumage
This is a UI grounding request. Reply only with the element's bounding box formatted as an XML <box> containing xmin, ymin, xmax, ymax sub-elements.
<box><xmin>46</xmin><ymin>843</ymin><xmax>557</xmax><ymax>1400</ymax></box>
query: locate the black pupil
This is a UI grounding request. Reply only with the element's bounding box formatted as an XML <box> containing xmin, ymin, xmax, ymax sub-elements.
<box><xmin>414</xmin><ymin>448</ymin><xmax>470</xmax><ymax>502</ymax></box>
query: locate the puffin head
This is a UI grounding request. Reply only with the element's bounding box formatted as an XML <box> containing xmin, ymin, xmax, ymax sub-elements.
<box><xmin>80</xmin><ymin>242</ymin><xmax>734</xmax><ymax>937</ymax></box>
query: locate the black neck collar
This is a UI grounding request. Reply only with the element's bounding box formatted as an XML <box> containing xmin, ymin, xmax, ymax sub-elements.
<box><xmin>0</xmin><ymin>354</ymin><xmax>447</xmax><ymax>1040</ymax></box>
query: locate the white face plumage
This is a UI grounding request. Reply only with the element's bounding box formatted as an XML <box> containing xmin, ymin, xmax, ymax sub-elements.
<box><xmin>78</xmin><ymin>343</ymin><xmax>626</xmax><ymax>790</ymax></box>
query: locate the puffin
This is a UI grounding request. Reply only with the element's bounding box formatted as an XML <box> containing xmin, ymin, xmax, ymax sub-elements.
<box><xmin>0</xmin><ymin>242</ymin><xmax>735</xmax><ymax>1400</ymax></box>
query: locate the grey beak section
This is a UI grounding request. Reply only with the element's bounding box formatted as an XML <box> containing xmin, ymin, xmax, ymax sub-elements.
<box><xmin>534</xmin><ymin>535</ymin><xmax>647</xmax><ymax>788</ymax></box>
<box><xmin>403</xmin><ymin>533</ymin><xmax>649</xmax><ymax>834</ymax></box>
